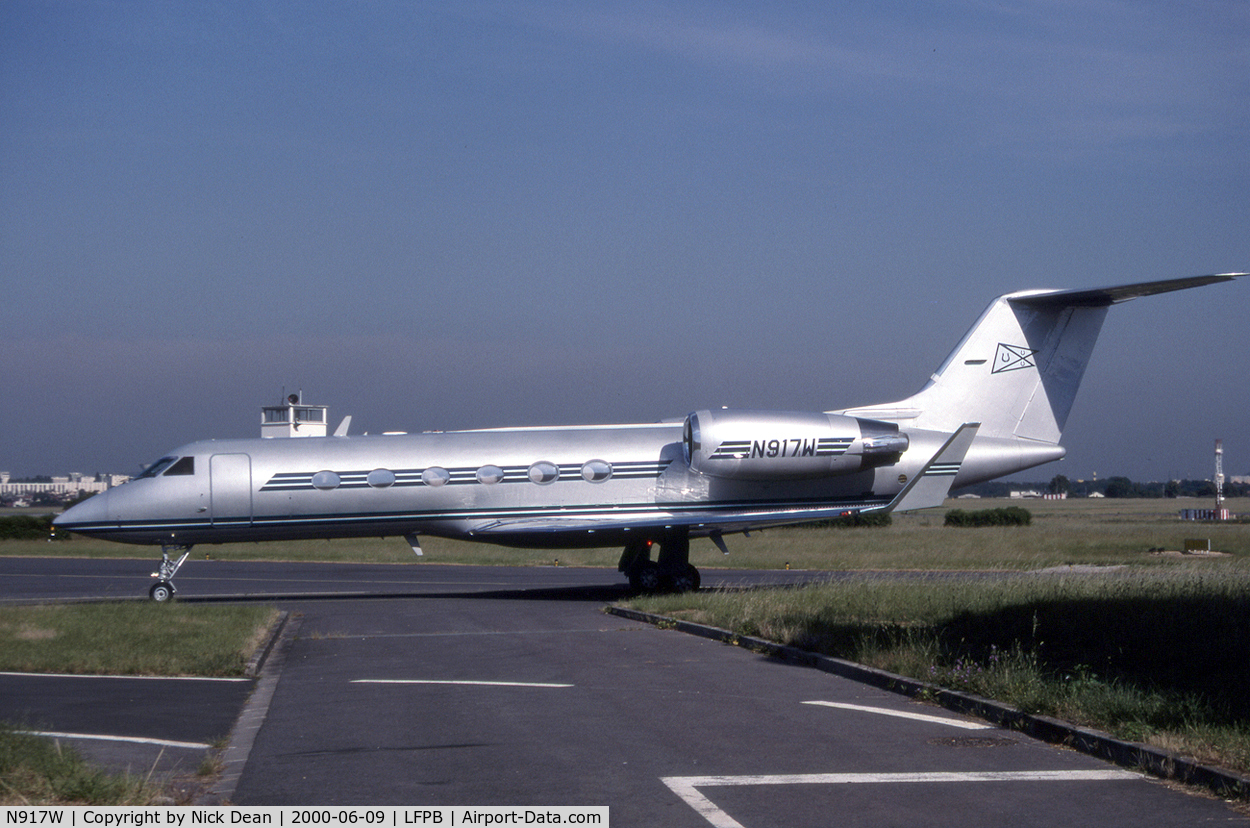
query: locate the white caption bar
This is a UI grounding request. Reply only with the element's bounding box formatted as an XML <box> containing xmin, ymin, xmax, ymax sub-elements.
<box><xmin>0</xmin><ymin>807</ymin><xmax>607</xmax><ymax>827</ymax></box>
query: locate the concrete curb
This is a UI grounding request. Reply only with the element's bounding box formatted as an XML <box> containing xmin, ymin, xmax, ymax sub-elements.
<box><xmin>244</xmin><ymin>610</ymin><xmax>290</xmax><ymax>678</ymax></box>
<box><xmin>606</xmin><ymin>605</ymin><xmax>1250</xmax><ymax>801</ymax></box>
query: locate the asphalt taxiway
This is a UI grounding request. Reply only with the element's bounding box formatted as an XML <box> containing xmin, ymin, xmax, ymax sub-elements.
<box><xmin>2</xmin><ymin>558</ymin><xmax>1246</xmax><ymax>825</ymax></box>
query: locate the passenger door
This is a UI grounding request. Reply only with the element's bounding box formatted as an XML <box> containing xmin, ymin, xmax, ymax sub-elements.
<box><xmin>210</xmin><ymin>453</ymin><xmax>253</xmax><ymax>528</ymax></box>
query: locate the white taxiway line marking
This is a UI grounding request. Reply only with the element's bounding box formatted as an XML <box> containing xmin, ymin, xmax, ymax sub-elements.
<box><xmin>21</xmin><ymin>731</ymin><xmax>212</xmax><ymax>750</ymax></box>
<box><xmin>803</xmin><ymin>700</ymin><xmax>995</xmax><ymax>730</ymax></box>
<box><xmin>352</xmin><ymin>679</ymin><xmax>573</xmax><ymax>688</ymax></box>
<box><xmin>663</xmin><ymin>770</ymin><xmax>1140</xmax><ymax>828</ymax></box>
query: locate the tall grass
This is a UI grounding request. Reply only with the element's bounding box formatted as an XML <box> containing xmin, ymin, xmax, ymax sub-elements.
<box><xmin>0</xmin><ymin>724</ymin><xmax>163</xmax><ymax>805</ymax></box>
<box><xmin>627</xmin><ymin>569</ymin><xmax>1250</xmax><ymax>774</ymax></box>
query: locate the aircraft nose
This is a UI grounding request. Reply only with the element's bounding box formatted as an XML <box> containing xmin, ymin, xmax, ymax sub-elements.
<box><xmin>54</xmin><ymin>489</ymin><xmax>111</xmax><ymax>533</ymax></box>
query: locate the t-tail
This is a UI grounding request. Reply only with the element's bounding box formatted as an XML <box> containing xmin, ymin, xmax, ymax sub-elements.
<box><xmin>836</xmin><ymin>274</ymin><xmax>1243</xmax><ymax>483</ymax></box>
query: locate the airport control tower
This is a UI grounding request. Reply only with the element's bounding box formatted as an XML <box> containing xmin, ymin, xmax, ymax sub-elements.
<box><xmin>261</xmin><ymin>392</ymin><xmax>328</xmax><ymax>438</ymax></box>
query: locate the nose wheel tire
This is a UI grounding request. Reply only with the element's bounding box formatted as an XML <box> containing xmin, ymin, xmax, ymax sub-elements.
<box><xmin>149</xmin><ymin>581</ymin><xmax>175</xmax><ymax>602</ymax></box>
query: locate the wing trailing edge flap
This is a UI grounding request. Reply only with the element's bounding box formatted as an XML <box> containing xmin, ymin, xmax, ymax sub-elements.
<box><xmin>468</xmin><ymin>423</ymin><xmax>980</xmax><ymax>539</ymax></box>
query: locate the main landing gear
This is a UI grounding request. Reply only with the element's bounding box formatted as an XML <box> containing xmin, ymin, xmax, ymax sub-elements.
<box><xmin>618</xmin><ymin>533</ymin><xmax>701</xmax><ymax>594</ymax></box>
<box><xmin>149</xmin><ymin>543</ymin><xmax>192</xmax><ymax>602</ymax></box>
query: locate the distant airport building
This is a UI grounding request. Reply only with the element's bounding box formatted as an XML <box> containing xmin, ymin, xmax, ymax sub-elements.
<box><xmin>1181</xmin><ymin>508</ymin><xmax>1234</xmax><ymax>521</ymax></box>
<box><xmin>0</xmin><ymin>471</ymin><xmax>129</xmax><ymax>502</ymax></box>
<box><xmin>1010</xmin><ymin>490</ymin><xmax>1067</xmax><ymax>499</ymax></box>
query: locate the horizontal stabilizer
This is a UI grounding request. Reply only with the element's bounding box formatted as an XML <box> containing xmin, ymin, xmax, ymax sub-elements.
<box><xmin>884</xmin><ymin>423</ymin><xmax>979</xmax><ymax>513</ymax></box>
<box><xmin>1007</xmin><ymin>273</ymin><xmax>1243</xmax><ymax>307</ymax></box>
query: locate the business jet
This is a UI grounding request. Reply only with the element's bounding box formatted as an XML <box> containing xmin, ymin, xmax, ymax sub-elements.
<box><xmin>55</xmin><ymin>273</ymin><xmax>1242</xmax><ymax>600</ymax></box>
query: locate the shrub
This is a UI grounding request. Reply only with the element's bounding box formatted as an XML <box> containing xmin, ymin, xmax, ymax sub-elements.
<box><xmin>802</xmin><ymin>512</ymin><xmax>893</xmax><ymax>529</ymax></box>
<box><xmin>943</xmin><ymin>506</ymin><xmax>1032</xmax><ymax>527</ymax></box>
<box><xmin>0</xmin><ymin>515</ymin><xmax>58</xmax><ymax>541</ymax></box>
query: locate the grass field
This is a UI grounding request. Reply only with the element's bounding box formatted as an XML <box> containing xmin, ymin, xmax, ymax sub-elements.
<box><xmin>0</xmin><ymin>603</ymin><xmax>279</xmax><ymax>676</ymax></box>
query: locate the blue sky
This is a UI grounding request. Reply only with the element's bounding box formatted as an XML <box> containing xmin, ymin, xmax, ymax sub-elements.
<box><xmin>2</xmin><ymin>1</ymin><xmax>1247</xmax><ymax>482</ymax></box>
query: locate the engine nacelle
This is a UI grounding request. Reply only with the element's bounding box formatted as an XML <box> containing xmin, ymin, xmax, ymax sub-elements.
<box><xmin>683</xmin><ymin>409</ymin><xmax>908</xmax><ymax>481</ymax></box>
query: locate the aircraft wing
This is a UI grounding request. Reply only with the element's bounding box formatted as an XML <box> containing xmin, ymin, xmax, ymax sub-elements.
<box><xmin>466</xmin><ymin>498</ymin><xmax>895</xmax><ymax>540</ymax></box>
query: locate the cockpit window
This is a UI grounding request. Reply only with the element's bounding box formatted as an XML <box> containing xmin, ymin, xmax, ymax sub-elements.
<box><xmin>164</xmin><ymin>456</ymin><xmax>195</xmax><ymax>476</ymax></box>
<box><xmin>136</xmin><ymin>457</ymin><xmax>179</xmax><ymax>479</ymax></box>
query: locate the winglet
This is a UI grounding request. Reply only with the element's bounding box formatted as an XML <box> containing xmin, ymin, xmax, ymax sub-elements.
<box><xmin>886</xmin><ymin>423</ymin><xmax>979</xmax><ymax>513</ymax></box>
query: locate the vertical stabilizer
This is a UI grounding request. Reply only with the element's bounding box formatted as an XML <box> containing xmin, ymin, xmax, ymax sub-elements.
<box><xmin>837</xmin><ymin>274</ymin><xmax>1242</xmax><ymax>443</ymax></box>
<box><xmin>900</xmin><ymin>293</ymin><xmax>1110</xmax><ymax>442</ymax></box>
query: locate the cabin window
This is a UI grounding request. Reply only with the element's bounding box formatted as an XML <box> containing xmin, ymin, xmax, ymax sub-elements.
<box><xmin>367</xmin><ymin>468</ymin><xmax>396</xmax><ymax>488</ymax></box>
<box><xmin>581</xmin><ymin>460</ymin><xmax>612</xmax><ymax>483</ymax></box>
<box><xmin>164</xmin><ymin>456</ymin><xmax>196</xmax><ymax>476</ymax></box>
<box><xmin>312</xmin><ymin>470</ymin><xmax>341</xmax><ymax>490</ymax></box>
<box><xmin>528</xmin><ymin>462</ymin><xmax>559</xmax><ymax>485</ymax></box>
<box><xmin>476</xmin><ymin>465</ymin><xmax>505</xmax><ymax>485</ymax></box>
<box><xmin>422</xmin><ymin>467</ymin><xmax>450</xmax><ymax>487</ymax></box>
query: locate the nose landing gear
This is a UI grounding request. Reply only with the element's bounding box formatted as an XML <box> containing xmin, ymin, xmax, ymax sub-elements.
<box><xmin>149</xmin><ymin>543</ymin><xmax>192</xmax><ymax>601</ymax></box>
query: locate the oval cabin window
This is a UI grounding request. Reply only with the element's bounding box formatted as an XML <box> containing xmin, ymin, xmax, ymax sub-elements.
<box><xmin>476</xmin><ymin>465</ymin><xmax>505</xmax><ymax>485</ymax></box>
<box><xmin>528</xmin><ymin>462</ymin><xmax>559</xmax><ymax>485</ymax></box>
<box><xmin>311</xmin><ymin>471</ymin><xmax>341</xmax><ymax>490</ymax></box>
<box><xmin>581</xmin><ymin>460</ymin><xmax>612</xmax><ymax>483</ymax></box>
<box><xmin>422</xmin><ymin>467</ymin><xmax>451</xmax><ymax>487</ymax></box>
<box><xmin>367</xmin><ymin>469</ymin><xmax>396</xmax><ymax>488</ymax></box>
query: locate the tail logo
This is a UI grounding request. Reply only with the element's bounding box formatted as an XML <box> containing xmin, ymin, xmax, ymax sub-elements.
<box><xmin>992</xmin><ymin>343</ymin><xmax>1038</xmax><ymax>374</ymax></box>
